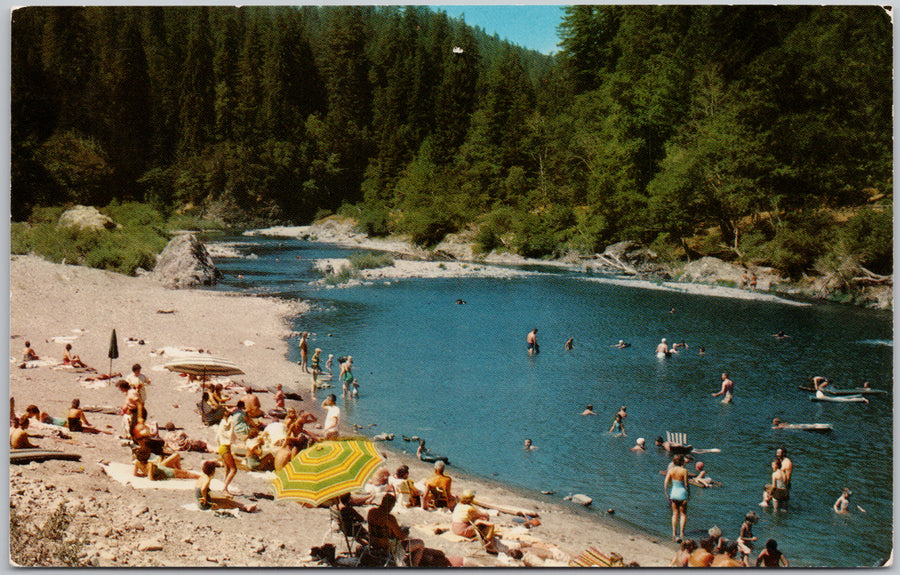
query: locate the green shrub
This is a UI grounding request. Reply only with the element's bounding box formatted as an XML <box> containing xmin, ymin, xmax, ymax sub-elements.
<box><xmin>323</xmin><ymin>265</ymin><xmax>358</xmax><ymax>285</ymax></box>
<box><xmin>349</xmin><ymin>251</ymin><xmax>394</xmax><ymax>270</ymax></box>
<box><xmin>838</xmin><ymin>206</ymin><xmax>893</xmax><ymax>274</ymax></box>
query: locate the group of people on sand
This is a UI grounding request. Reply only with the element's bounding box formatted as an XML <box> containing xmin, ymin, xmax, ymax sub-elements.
<box><xmin>10</xmin><ymin>395</ymin><xmax>108</xmax><ymax>449</ymax></box>
<box><xmin>671</xmin><ymin>523</ymin><xmax>788</xmax><ymax>567</ymax></box>
<box><xmin>335</xmin><ymin>459</ymin><xmax>503</xmax><ymax>564</ymax></box>
<box><xmin>18</xmin><ymin>339</ymin><xmax>92</xmax><ymax>370</ymax></box>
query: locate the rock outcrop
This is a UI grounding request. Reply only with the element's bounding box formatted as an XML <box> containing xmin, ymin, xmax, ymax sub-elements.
<box><xmin>151</xmin><ymin>233</ymin><xmax>221</xmax><ymax>289</ymax></box>
<box><xmin>57</xmin><ymin>205</ymin><xmax>118</xmax><ymax>231</ymax></box>
<box><xmin>680</xmin><ymin>257</ymin><xmax>782</xmax><ymax>291</ymax></box>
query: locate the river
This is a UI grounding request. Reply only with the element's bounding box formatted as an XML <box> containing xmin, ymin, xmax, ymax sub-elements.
<box><xmin>209</xmin><ymin>234</ymin><xmax>893</xmax><ymax>568</ymax></box>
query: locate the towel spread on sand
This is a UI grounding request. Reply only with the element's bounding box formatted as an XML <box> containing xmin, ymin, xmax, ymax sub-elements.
<box><xmin>99</xmin><ymin>462</ymin><xmax>224</xmax><ymax>491</ymax></box>
<box><xmin>49</xmin><ymin>335</ymin><xmax>80</xmax><ymax>343</ymax></box>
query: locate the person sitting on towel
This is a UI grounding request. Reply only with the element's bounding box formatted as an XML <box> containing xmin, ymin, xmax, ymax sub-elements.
<box><xmin>67</xmin><ymin>399</ymin><xmax>104</xmax><ymax>433</ymax></box>
<box><xmin>62</xmin><ymin>344</ymin><xmax>87</xmax><ymax>368</ymax></box>
<box><xmin>195</xmin><ymin>460</ymin><xmax>257</xmax><ymax>513</ymax></box>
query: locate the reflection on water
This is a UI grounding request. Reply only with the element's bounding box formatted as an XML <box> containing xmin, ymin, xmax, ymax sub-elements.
<box><xmin>212</xmin><ymin>235</ymin><xmax>893</xmax><ymax>568</ymax></box>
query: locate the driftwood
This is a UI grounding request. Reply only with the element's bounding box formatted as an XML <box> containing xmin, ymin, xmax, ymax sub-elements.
<box><xmin>594</xmin><ymin>253</ymin><xmax>638</xmax><ymax>275</ymax></box>
<box><xmin>850</xmin><ymin>266</ymin><xmax>892</xmax><ymax>286</ymax></box>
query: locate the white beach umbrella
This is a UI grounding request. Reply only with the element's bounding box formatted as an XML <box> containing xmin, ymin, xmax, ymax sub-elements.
<box><xmin>162</xmin><ymin>355</ymin><xmax>245</xmax><ymax>379</ymax></box>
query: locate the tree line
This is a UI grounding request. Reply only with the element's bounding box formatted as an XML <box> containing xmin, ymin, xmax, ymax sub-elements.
<box><xmin>11</xmin><ymin>5</ymin><xmax>892</xmax><ymax>278</ymax></box>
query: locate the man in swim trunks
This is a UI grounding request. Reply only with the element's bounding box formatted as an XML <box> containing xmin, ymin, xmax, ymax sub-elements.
<box><xmin>526</xmin><ymin>328</ymin><xmax>539</xmax><ymax>355</ymax></box>
<box><xmin>711</xmin><ymin>372</ymin><xmax>734</xmax><ymax>403</ymax></box>
<box><xmin>655</xmin><ymin>338</ymin><xmax>670</xmax><ymax>357</ymax></box>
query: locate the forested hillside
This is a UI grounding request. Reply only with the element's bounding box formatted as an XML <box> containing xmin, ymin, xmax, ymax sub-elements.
<box><xmin>11</xmin><ymin>5</ymin><xmax>892</xmax><ymax>280</ymax></box>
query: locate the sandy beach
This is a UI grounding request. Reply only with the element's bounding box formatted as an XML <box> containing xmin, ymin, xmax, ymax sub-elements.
<box><xmin>9</xmin><ymin>254</ymin><xmax>677</xmax><ymax>567</ymax></box>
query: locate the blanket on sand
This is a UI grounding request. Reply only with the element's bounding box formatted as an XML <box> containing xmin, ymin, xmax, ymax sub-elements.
<box><xmin>99</xmin><ymin>461</ymin><xmax>224</xmax><ymax>491</ymax></box>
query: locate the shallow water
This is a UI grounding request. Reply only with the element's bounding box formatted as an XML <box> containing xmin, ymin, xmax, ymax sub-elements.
<box><xmin>210</xmin><ymin>235</ymin><xmax>893</xmax><ymax>568</ymax></box>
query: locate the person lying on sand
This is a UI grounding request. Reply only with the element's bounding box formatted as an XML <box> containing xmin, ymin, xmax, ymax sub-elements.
<box><xmin>10</xmin><ymin>417</ymin><xmax>37</xmax><ymax>448</ymax></box>
<box><xmin>62</xmin><ymin>344</ymin><xmax>88</xmax><ymax>368</ymax></box>
<box><xmin>196</xmin><ymin>460</ymin><xmax>257</xmax><ymax>512</ymax></box>
<box><xmin>133</xmin><ymin>446</ymin><xmax>200</xmax><ymax>481</ymax></box>
<box><xmin>24</xmin><ymin>404</ymin><xmax>66</xmax><ymax>427</ymax></box>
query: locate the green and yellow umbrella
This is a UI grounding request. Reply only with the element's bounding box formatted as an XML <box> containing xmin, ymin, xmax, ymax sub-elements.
<box><xmin>272</xmin><ymin>439</ymin><xmax>384</xmax><ymax>506</ymax></box>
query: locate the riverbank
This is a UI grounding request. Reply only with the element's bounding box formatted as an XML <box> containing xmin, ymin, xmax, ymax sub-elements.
<box><xmin>9</xmin><ymin>254</ymin><xmax>676</xmax><ymax>567</ymax></box>
<box><xmin>247</xmin><ymin>219</ymin><xmax>815</xmax><ymax>308</ymax></box>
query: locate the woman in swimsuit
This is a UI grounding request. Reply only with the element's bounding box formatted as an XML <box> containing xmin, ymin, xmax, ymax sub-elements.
<box><xmin>664</xmin><ymin>454</ymin><xmax>690</xmax><ymax>541</ymax></box>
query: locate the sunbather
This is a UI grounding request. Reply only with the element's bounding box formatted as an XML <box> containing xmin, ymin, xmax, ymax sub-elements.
<box><xmin>422</xmin><ymin>460</ymin><xmax>455</xmax><ymax>510</ymax></box>
<box><xmin>22</xmin><ymin>341</ymin><xmax>39</xmax><ymax>362</ymax></box>
<box><xmin>245</xmin><ymin>427</ymin><xmax>274</xmax><ymax>471</ymax></box>
<box><xmin>239</xmin><ymin>387</ymin><xmax>264</xmax><ymax>418</ymax></box>
<box><xmin>67</xmin><ymin>399</ymin><xmax>105</xmax><ymax>433</ymax></box>
<box><xmin>451</xmin><ymin>490</ymin><xmax>498</xmax><ymax>553</ymax></box>
<box><xmin>62</xmin><ymin>344</ymin><xmax>88</xmax><ymax>368</ymax></box>
<box><xmin>367</xmin><ymin>493</ymin><xmax>424</xmax><ymax>566</ymax></box>
<box><xmin>388</xmin><ymin>465</ymin><xmax>421</xmax><ymax>507</ymax></box>
<box><xmin>199</xmin><ymin>391</ymin><xmax>227</xmax><ymax>427</ymax></box>
<box><xmin>268</xmin><ymin>384</ymin><xmax>287</xmax><ymax>418</ymax></box>
<box><xmin>195</xmin><ymin>460</ymin><xmax>257</xmax><ymax>512</ymax></box>
<box><xmin>10</xmin><ymin>417</ymin><xmax>37</xmax><ymax>448</ymax></box>
<box><xmin>24</xmin><ymin>404</ymin><xmax>66</xmax><ymax>427</ymax></box>
<box><xmin>162</xmin><ymin>422</ymin><xmax>208</xmax><ymax>452</ymax></box>
<box><xmin>133</xmin><ymin>446</ymin><xmax>199</xmax><ymax>481</ymax></box>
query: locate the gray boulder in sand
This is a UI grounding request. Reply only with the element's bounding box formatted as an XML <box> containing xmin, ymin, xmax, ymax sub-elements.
<box><xmin>151</xmin><ymin>233</ymin><xmax>222</xmax><ymax>289</ymax></box>
<box><xmin>57</xmin><ymin>205</ymin><xmax>118</xmax><ymax>231</ymax></box>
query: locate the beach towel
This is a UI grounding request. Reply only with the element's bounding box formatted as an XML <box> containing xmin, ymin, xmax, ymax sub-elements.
<box><xmin>99</xmin><ymin>461</ymin><xmax>224</xmax><ymax>491</ymax></box>
<box><xmin>49</xmin><ymin>335</ymin><xmax>80</xmax><ymax>344</ymax></box>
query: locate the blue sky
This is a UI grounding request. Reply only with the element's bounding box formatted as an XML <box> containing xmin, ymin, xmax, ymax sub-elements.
<box><xmin>436</xmin><ymin>5</ymin><xmax>565</xmax><ymax>55</ymax></box>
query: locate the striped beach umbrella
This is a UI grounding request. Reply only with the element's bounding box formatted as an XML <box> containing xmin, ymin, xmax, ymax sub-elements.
<box><xmin>273</xmin><ymin>440</ymin><xmax>384</xmax><ymax>506</ymax></box>
<box><xmin>162</xmin><ymin>355</ymin><xmax>245</xmax><ymax>378</ymax></box>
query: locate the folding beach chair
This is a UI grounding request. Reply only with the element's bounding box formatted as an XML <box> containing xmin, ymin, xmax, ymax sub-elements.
<box><xmin>569</xmin><ymin>547</ymin><xmax>624</xmax><ymax>567</ymax></box>
<box><xmin>667</xmin><ymin>431</ymin><xmax>688</xmax><ymax>446</ymax></box>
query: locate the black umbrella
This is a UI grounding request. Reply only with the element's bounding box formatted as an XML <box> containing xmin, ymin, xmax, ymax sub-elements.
<box><xmin>108</xmin><ymin>328</ymin><xmax>119</xmax><ymax>376</ymax></box>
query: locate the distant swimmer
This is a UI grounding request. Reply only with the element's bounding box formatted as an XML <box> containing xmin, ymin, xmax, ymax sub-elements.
<box><xmin>712</xmin><ymin>373</ymin><xmax>734</xmax><ymax>404</ymax></box>
<box><xmin>609</xmin><ymin>406</ymin><xmax>627</xmax><ymax>436</ymax></box>
<box><xmin>755</xmin><ymin>539</ymin><xmax>789</xmax><ymax>567</ymax></box>
<box><xmin>526</xmin><ymin>328</ymin><xmax>539</xmax><ymax>356</ymax></box>
<box><xmin>670</xmin><ymin>308</ymin><xmax>676</xmax><ymax>314</ymax></box>
<box><xmin>613</xmin><ymin>340</ymin><xmax>631</xmax><ymax>349</ymax></box>
<box><xmin>698</xmin><ymin>347</ymin><xmax>706</xmax><ymax>356</ymax></box>
<box><xmin>582</xmin><ymin>405</ymin><xmax>596</xmax><ymax>416</ymax></box>
<box><xmin>524</xmin><ymin>438</ymin><xmax>537</xmax><ymax>450</ymax></box>
<box><xmin>833</xmin><ymin>488</ymin><xmax>852</xmax><ymax>513</ymax></box>
<box><xmin>672</xmin><ymin>341</ymin><xmax>689</xmax><ymax>351</ymax></box>
<box><xmin>565</xmin><ymin>337</ymin><xmax>574</xmax><ymax>351</ymax></box>
<box><xmin>655</xmin><ymin>338</ymin><xmax>671</xmax><ymax>358</ymax></box>
<box><xmin>631</xmin><ymin>437</ymin><xmax>646</xmax><ymax>453</ymax></box>
<box><xmin>455</xmin><ymin>299</ymin><xmax>467</xmax><ymax>305</ymax></box>
<box><xmin>773</xmin><ymin>331</ymin><xmax>790</xmax><ymax>339</ymax></box>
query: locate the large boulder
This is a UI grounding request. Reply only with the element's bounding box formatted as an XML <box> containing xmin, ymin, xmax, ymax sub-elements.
<box><xmin>151</xmin><ymin>233</ymin><xmax>222</xmax><ymax>289</ymax></box>
<box><xmin>57</xmin><ymin>205</ymin><xmax>118</xmax><ymax>231</ymax></box>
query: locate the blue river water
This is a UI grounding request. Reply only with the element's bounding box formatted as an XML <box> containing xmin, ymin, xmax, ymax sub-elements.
<box><xmin>209</xmin><ymin>234</ymin><xmax>893</xmax><ymax>568</ymax></box>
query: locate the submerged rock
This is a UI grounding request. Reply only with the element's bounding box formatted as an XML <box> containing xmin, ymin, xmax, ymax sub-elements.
<box><xmin>151</xmin><ymin>233</ymin><xmax>222</xmax><ymax>289</ymax></box>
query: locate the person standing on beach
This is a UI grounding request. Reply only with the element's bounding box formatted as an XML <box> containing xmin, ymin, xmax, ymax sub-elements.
<box><xmin>526</xmin><ymin>328</ymin><xmax>539</xmax><ymax>355</ymax></box>
<box><xmin>711</xmin><ymin>372</ymin><xmax>734</xmax><ymax>403</ymax></box>
<box><xmin>298</xmin><ymin>332</ymin><xmax>309</xmax><ymax>373</ymax></box>
<box><xmin>664</xmin><ymin>453</ymin><xmax>690</xmax><ymax>542</ymax></box>
<box><xmin>609</xmin><ymin>406</ymin><xmax>627</xmax><ymax>436</ymax></box>
<box><xmin>215</xmin><ymin>410</ymin><xmax>238</xmax><ymax>495</ymax></box>
<box><xmin>126</xmin><ymin>363</ymin><xmax>151</xmax><ymax>407</ymax></box>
